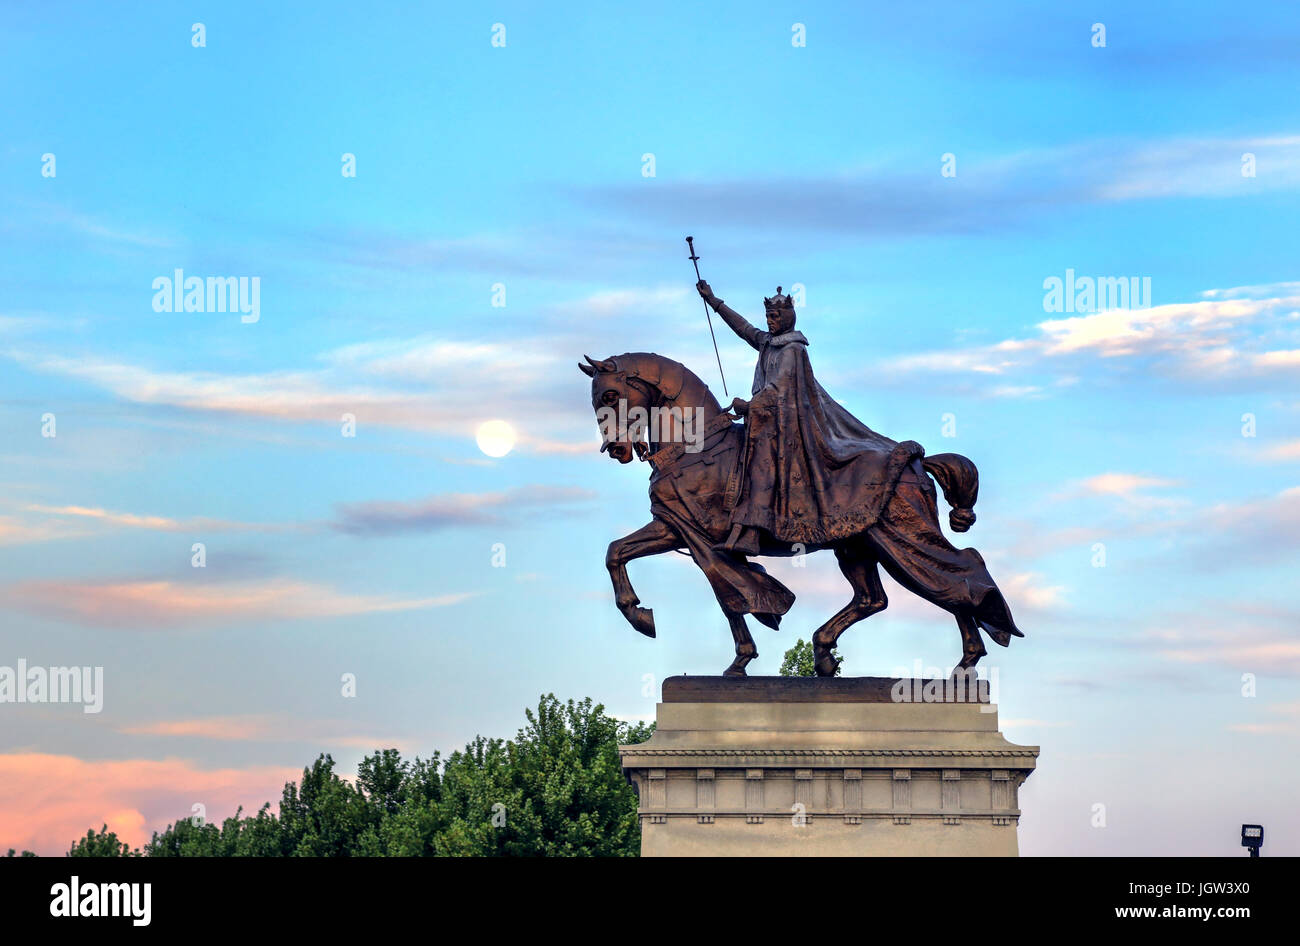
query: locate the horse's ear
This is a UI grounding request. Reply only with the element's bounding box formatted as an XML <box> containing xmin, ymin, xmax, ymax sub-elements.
<box><xmin>584</xmin><ymin>354</ymin><xmax>617</xmax><ymax>373</ymax></box>
<box><xmin>578</xmin><ymin>361</ymin><xmax>596</xmax><ymax>377</ymax></box>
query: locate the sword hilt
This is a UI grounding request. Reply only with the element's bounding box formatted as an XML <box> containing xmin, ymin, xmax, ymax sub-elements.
<box><xmin>686</xmin><ymin>236</ymin><xmax>702</xmax><ymax>282</ymax></box>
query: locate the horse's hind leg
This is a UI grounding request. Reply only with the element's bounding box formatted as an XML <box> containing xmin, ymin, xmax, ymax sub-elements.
<box><xmin>812</xmin><ymin>541</ymin><xmax>889</xmax><ymax>677</ymax></box>
<box><xmin>722</xmin><ymin>610</ymin><xmax>757</xmax><ymax>677</ymax></box>
<box><xmin>953</xmin><ymin>612</ymin><xmax>986</xmax><ymax>673</ymax></box>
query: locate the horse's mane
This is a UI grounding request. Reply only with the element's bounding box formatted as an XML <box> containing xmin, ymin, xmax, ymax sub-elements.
<box><xmin>608</xmin><ymin>352</ymin><xmax>709</xmax><ymax>402</ymax></box>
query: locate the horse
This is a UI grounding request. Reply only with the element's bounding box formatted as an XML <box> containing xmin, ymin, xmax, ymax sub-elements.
<box><xmin>580</xmin><ymin>351</ymin><xmax>1024</xmax><ymax>677</ymax></box>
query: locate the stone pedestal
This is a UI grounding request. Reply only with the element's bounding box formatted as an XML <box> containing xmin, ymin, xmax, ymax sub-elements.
<box><xmin>620</xmin><ymin>676</ymin><xmax>1038</xmax><ymax>857</ymax></box>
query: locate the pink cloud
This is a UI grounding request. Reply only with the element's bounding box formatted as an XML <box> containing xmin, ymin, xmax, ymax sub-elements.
<box><xmin>116</xmin><ymin>715</ymin><xmax>422</xmax><ymax>753</ymax></box>
<box><xmin>22</xmin><ymin>504</ymin><xmax>289</xmax><ymax>534</ymax></box>
<box><xmin>0</xmin><ymin>753</ymin><xmax>297</xmax><ymax>855</ymax></box>
<box><xmin>5</xmin><ymin>578</ymin><xmax>473</xmax><ymax>628</ymax></box>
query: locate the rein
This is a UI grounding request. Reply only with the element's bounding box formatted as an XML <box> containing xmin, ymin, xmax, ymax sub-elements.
<box><xmin>645</xmin><ymin>409</ymin><xmax>737</xmax><ymax>474</ymax></box>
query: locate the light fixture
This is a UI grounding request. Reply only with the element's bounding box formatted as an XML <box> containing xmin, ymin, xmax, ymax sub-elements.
<box><xmin>1241</xmin><ymin>823</ymin><xmax>1263</xmax><ymax>857</ymax></box>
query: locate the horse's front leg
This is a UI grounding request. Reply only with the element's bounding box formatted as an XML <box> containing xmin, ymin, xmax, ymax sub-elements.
<box><xmin>606</xmin><ymin>519</ymin><xmax>682</xmax><ymax>638</ymax></box>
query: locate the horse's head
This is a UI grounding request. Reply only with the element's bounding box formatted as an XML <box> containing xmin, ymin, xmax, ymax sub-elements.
<box><xmin>579</xmin><ymin>354</ymin><xmax>653</xmax><ymax>463</ymax></box>
<box><xmin>580</xmin><ymin>352</ymin><xmax>713</xmax><ymax>464</ymax></box>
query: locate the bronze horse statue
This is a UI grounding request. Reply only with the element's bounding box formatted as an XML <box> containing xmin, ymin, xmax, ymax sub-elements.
<box><xmin>581</xmin><ymin>352</ymin><xmax>1024</xmax><ymax>677</ymax></box>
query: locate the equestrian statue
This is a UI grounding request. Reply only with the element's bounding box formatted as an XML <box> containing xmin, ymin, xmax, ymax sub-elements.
<box><xmin>580</xmin><ymin>261</ymin><xmax>1024</xmax><ymax>678</ymax></box>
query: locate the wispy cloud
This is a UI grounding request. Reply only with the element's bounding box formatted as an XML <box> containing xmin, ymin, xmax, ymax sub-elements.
<box><xmin>5</xmin><ymin>578</ymin><xmax>472</xmax><ymax>628</ymax></box>
<box><xmin>0</xmin><ymin>514</ymin><xmax>89</xmax><ymax>546</ymax></box>
<box><xmin>23</xmin><ymin>504</ymin><xmax>293</xmax><ymax>534</ymax></box>
<box><xmin>874</xmin><ymin>283</ymin><xmax>1300</xmax><ymax>396</ymax></box>
<box><xmin>1063</xmin><ymin>473</ymin><xmax>1185</xmax><ymax>508</ymax></box>
<box><xmin>1136</xmin><ymin>605</ymin><xmax>1300</xmax><ymax>678</ymax></box>
<box><xmin>582</xmin><ymin>135</ymin><xmax>1300</xmax><ymax>238</ymax></box>
<box><xmin>116</xmin><ymin>714</ymin><xmax>423</xmax><ymax>752</ymax></box>
<box><xmin>334</xmin><ymin>485</ymin><xmax>597</xmax><ymax>536</ymax></box>
<box><xmin>5</xmin><ymin>285</ymin><xmax>695</xmax><ymax>456</ymax></box>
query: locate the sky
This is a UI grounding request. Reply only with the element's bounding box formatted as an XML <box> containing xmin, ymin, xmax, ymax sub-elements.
<box><xmin>1</xmin><ymin>1</ymin><xmax>1298</xmax><ymax>856</ymax></box>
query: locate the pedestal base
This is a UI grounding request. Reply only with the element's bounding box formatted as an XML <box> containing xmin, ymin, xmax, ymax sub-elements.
<box><xmin>620</xmin><ymin>676</ymin><xmax>1038</xmax><ymax>857</ymax></box>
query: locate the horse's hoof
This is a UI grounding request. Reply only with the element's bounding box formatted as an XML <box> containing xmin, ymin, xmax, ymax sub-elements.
<box><xmin>724</xmin><ymin>649</ymin><xmax>756</xmax><ymax>677</ymax></box>
<box><xmin>627</xmin><ymin>606</ymin><xmax>655</xmax><ymax>638</ymax></box>
<box><xmin>814</xmin><ymin>653</ymin><xmax>840</xmax><ymax>677</ymax></box>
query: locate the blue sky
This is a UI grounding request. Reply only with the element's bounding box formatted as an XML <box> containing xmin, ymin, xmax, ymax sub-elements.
<box><xmin>1</xmin><ymin>1</ymin><xmax>1298</xmax><ymax>855</ymax></box>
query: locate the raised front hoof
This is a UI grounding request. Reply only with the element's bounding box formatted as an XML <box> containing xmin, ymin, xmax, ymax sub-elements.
<box><xmin>987</xmin><ymin>627</ymin><xmax>1013</xmax><ymax>647</ymax></box>
<box><xmin>625</xmin><ymin>606</ymin><xmax>656</xmax><ymax>638</ymax></box>
<box><xmin>814</xmin><ymin>652</ymin><xmax>840</xmax><ymax>677</ymax></box>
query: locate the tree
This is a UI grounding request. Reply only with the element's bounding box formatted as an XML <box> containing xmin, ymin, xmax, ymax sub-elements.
<box><xmin>72</xmin><ymin>694</ymin><xmax>653</xmax><ymax>857</ymax></box>
<box><xmin>779</xmin><ymin>638</ymin><xmax>841</xmax><ymax>676</ymax></box>
<box><xmin>433</xmin><ymin>696</ymin><xmax>651</xmax><ymax>857</ymax></box>
<box><xmin>68</xmin><ymin>825</ymin><xmax>139</xmax><ymax>857</ymax></box>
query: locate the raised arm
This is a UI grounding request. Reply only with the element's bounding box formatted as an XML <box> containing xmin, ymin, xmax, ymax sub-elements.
<box><xmin>697</xmin><ymin>280</ymin><xmax>765</xmax><ymax>351</ymax></box>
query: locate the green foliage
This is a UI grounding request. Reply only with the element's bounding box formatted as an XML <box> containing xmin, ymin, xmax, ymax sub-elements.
<box><xmin>67</xmin><ymin>825</ymin><xmax>139</xmax><ymax>857</ymax></box>
<box><xmin>779</xmin><ymin>638</ymin><xmax>841</xmax><ymax>676</ymax></box>
<box><xmin>68</xmin><ymin>694</ymin><xmax>653</xmax><ymax>857</ymax></box>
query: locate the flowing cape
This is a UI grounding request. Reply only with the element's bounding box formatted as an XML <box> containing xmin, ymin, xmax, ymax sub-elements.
<box><xmin>734</xmin><ymin>333</ymin><xmax>925</xmax><ymax>545</ymax></box>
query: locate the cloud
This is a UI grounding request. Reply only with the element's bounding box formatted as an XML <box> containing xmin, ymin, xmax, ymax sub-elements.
<box><xmin>987</xmin><ymin>384</ymin><xmax>1043</xmax><ymax>399</ymax></box>
<box><xmin>116</xmin><ymin>715</ymin><xmax>423</xmax><ymax>753</ymax></box>
<box><xmin>1004</xmin><ymin>522</ymin><xmax>1106</xmax><ymax>562</ymax></box>
<box><xmin>120</xmin><ymin>716</ymin><xmax>274</xmax><ymax>741</ymax></box>
<box><xmin>580</xmin><ymin>135</ymin><xmax>1300</xmax><ymax>239</ymax></box>
<box><xmin>333</xmin><ymin>485</ymin><xmax>597</xmax><ymax>535</ymax></box>
<box><xmin>1190</xmin><ymin>486</ymin><xmax>1300</xmax><ymax>566</ymax></box>
<box><xmin>0</xmin><ymin>753</ymin><xmax>296</xmax><ymax>855</ymax></box>
<box><xmin>874</xmin><ymin>283</ymin><xmax>1300</xmax><ymax>396</ymax></box>
<box><xmin>4</xmin><ymin>578</ymin><xmax>472</xmax><ymax>628</ymax></box>
<box><xmin>1134</xmin><ymin>605</ymin><xmax>1300</xmax><ymax>678</ymax></box>
<box><xmin>5</xmin><ymin>285</ymin><xmax>698</xmax><ymax>456</ymax></box>
<box><xmin>1074</xmin><ymin>473</ymin><xmax>1182</xmax><ymax>498</ymax></box>
<box><xmin>22</xmin><ymin>504</ymin><xmax>290</xmax><ymax>534</ymax></box>
<box><xmin>997</xmin><ymin>572</ymin><xmax>1066</xmax><ymax>611</ymax></box>
<box><xmin>0</xmin><ymin>514</ymin><xmax>89</xmax><ymax>546</ymax></box>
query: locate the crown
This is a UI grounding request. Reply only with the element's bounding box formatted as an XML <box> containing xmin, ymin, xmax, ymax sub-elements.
<box><xmin>764</xmin><ymin>286</ymin><xmax>794</xmax><ymax>313</ymax></box>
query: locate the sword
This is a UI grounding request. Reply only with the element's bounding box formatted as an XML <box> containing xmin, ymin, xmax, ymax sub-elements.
<box><xmin>686</xmin><ymin>236</ymin><xmax>728</xmax><ymax>397</ymax></box>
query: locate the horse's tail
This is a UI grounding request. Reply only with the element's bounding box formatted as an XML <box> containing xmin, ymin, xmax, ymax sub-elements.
<box><xmin>921</xmin><ymin>453</ymin><xmax>979</xmax><ymax>533</ymax></box>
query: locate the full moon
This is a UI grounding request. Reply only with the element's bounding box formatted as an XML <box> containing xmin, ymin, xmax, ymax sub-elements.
<box><xmin>475</xmin><ymin>419</ymin><xmax>517</xmax><ymax>458</ymax></box>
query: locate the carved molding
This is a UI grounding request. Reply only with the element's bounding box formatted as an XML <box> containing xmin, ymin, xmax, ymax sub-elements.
<box><xmin>794</xmin><ymin>769</ymin><xmax>813</xmax><ymax>810</ymax></box>
<box><xmin>647</xmin><ymin>768</ymin><xmax>666</xmax><ymax>809</ymax></box>
<box><xmin>642</xmin><ymin>811</ymin><xmax>1019</xmax><ymax>824</ymax></box>
<box><xmin>844</xmin><ymin>769</ymin><xmax>863</xmax><ymax>812</ymax></box>
<box><xmin>941</xmin><ymin>769</ymin><xmax>961</xmax><ymax>811</ymax></box>
<box><xmin>991</xmin><ymin>769</ymin><xmax>1011</xmax><ymax>810</ymax></box>
<box><xmin>892</xmin><ymin>776</ymin><xmax>911</xmax><ymax>810</ymax></box>
<box><xmin>624</xmin><ymin>748</ymin><xmax>1039</xmax><ymax>759</ymax></box>
<box><xmin>696</xmin><ymin>769</ymin><xmax>716</xmax><ymax>810</ymax></box>
<box><xmin>745</xmin><ymin>769</ymin><xmax>764</xmax><ymax>814</ymax></box>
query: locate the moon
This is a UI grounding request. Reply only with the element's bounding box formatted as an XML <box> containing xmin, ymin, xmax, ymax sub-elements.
<box><xmin>475</xmin><ymin>419</ymin><xmax>517</xmax><ymax>458</ymax></box>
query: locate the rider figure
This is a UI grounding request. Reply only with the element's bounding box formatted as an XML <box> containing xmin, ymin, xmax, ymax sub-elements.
<box><xmin>696</xmin><ymin>279</ymin><xmax>807</xmax><ymax>555</ymax></box>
